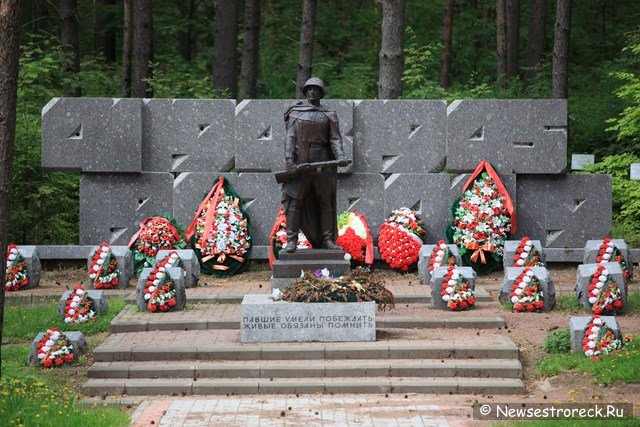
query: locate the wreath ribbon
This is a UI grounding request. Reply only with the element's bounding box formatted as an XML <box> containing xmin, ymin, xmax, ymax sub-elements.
<box><xmin>354</xmin><ymin>211</ymin><xmax>374</xmax><ymax>265</ymax></box>
<box><xmin>268</xmin><ymin>207</ymin><xmax>287</xmax><ymax>268</ymax></box>
<box><xmin>185</xmin><ymin>176</ymin><xmax>225</xmax><ymax>243</ymax></box>
<box><xmin>462</xmin><ymin>160</ymin><xmax>517</xmax><ymax>234</ymax></box>
<box><xmin>466</xmin><ymin>242</ymin><xmax>495</xmax><ymax>264</ymax></box>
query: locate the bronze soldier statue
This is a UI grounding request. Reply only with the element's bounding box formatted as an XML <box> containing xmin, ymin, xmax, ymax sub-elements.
<box><xmin>281</xmin><ymin>77</ymin><xmax>350</xmax><ymax>253</ymax></box>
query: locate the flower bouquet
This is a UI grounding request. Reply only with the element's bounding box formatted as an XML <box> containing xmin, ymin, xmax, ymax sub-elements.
<box><xmin>63</xmin><ymin>284</ymin><xmax>96</xmax><ymax>324</ymax></box>
<box><xmin>143</xmin><ymin>251</ymin><xmax>182</xmax><ymax>312</ymax></box>
<box><xmin>509</xmin><ymin>267</ymin><xmax>544</xmax><ymax>312</ymax></box>
<box><xmin>88</xmin><ymin>242</ymin><xmax>120</xmax><ymax>289</ymax></box>
<box><xmin>597</xmin><ymin>238</ymin><xmax>632</xmax><ymax>282</ymax></box>
<box><xmin>588</xmin><ymin>264</ymin><xmax>624</xmax><ymax>315</ymax></box>
<box><xmin>336</xmin><ymin>210</ymin><xmax>374</xmax><ymax>265</ymax></box>
<box><xmin>513</xmin><ymin>237</ymin><xmax>544</xmax><ymax>267</ymax></box>
<box><xmin>447</xmin><ymin>160</ymin><xmax>515</xmax><ymax>274</ymax></box>
<box><xmin>128</xmin><ymin>214</ymin><xmax>186</xmax><ymax>275</ymax></box>
<box><xmin>36</xmin><ymin>328</ymin><xmax>74</xmax><ymax>368</ymax></box>
<box><xmin>378</xmin><ymin>208</ymin><xmax>425</xmax><ymax>271</ymax></box>
<box><xmin>582</xmin><ymin>315</ymin><xmax>622</xmax><ymax>360</ymax></box>
<box><xmin>268</xmin><ymin>206</ymin><xmax>312</xmax><ymax>267</ymax></box>
<box><xmin>441</xmin><ymin>265</ymin><xmax>475</xmax><ymax>311</ymax></box>
<box><xmin>428</xmin><ymin>240</ymin><xmax>458</xmax><ymax>272</ymax></box>
<box><xmin>186</xmin><ymin>176</ymin><xmax>252</xmax><ymax>276</ymax></box>
<box><xmin>5</xmin><ymin>244</ymin><xmax>29</xmax><ymax>292</ymax></box>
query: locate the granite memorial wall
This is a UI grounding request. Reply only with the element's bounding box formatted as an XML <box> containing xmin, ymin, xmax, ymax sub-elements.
<box><xmin>41</xmin><ymin>97</ymin><xmax>612</xmax><ymax>258</ymax></box>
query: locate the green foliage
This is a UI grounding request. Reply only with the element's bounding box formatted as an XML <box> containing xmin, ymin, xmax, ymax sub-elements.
<box><xmin>554</xmin><ymin>295</ymin><xmax>583</xmax><ymax>314</ymax></box>
<box><xmin>583</xmin><ymin>154</ymin><xmax>640</xmax><ymax>246</ymax></box>
<box><xmin>3</xmin><ymin>299</ymin><xmax>125</xmax><ymax>344</ymax></box>
<box><xmin>543</xmin><ymin>328</ymin><xmax>571</xmax><ymax>354</ymax></box>
<box><xmin>0</xmin><ymin>347</ymin><xmax>129</xmax><ymax>426</ymax></box>
<box><xmin>537</xmin><ymin>337</ymin><xmax>640</xmax><ymax>386</ymax></box>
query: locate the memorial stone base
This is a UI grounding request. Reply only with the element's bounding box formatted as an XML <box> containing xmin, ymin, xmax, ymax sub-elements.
<box><xmin>27</xmin><ymin>331</ymin><xmax>88</xmax><ymax>366</ymax></box>
<box><xmin>16</xmin><ymin>246</ymin><xmax>41</xmax><ymax>289</ymax></box>
<box><xmin>569</xmin><ymin>316</ymin><xmax>621</xmax><ymax>353</ymax></box>
<box><xmin>87</xmin><ymin>245</ymin><xmax>134</xmax><ymax>289</ymax></box>
<box><xmin>417</xmin><ymin>244</ymin><xmax>462</xmax><ymax>285</ymax></box>
<box><xmin>156</xmin><ymin>249</ymin><xmax>200</xmax><ymax>288</ymax></box>
<box><xmin>271</xmin><ymin>249</ymin><xmax>350</xmax><ymax>291</ymax></box>
<box><xmin>57</xmin><ymin>290</ymin><xmax>109</xmax><ymax>319</ymax></box>
<box><xmin>430</xmin><ymin>266</ymin><xmax>477</xmax><ymax>310</ymax></box>
<box><xmin>502</xmin><ymin>240</ymin><xmax>545</xmax><ymax>270</ymax></box>
<box><xmin>136</xmin><ymin>267</ymin><xmax>187</xmax><ymax>312</ymax></box>
<box><xmin>241</xmin><ymin>294</ymin><xmax>375</xmax><ymax>343</ymax></box>
<box><xmin>575</xmin><ymin>263</ymin><xmax>627</xmax><ymax>310</ymax></box>
<box><xmin>499</xmin><ymin>266</ymin><xmax>556</xmax><ymax>312</ymax></box>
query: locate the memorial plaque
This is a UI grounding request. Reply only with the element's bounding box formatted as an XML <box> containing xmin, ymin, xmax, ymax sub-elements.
<box><xmin>241</xmin><ymin>294</ymin><xmax>375</xmax><ymax>343</ymax></box>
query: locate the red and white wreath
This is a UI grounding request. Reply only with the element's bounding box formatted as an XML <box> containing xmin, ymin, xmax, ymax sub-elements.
<box><xmin>513</xmin><ymin>237</ymin><xmax>544</xmax><ymax>267</ymax></box>
<box><xmin>5</xmin><ymin>244</ymin><xmax>29</xmax><ymax>292</ymax></box>
<box><xmin>268</xmin><ymin>207</ymin><xmax>312</xmax><ymax>267</ymax></box>
<box><xmin>36</xmin><ymin>328</ymin><xmax>74</xmax><ymax>368</ymax></box>
<box><xmin>63</xmin><ymin>284</ymin><xmax>96</xmax><ymax>324</ymax></box>
<box><xmin>509</xmin><ymin>267</ymin><xmax>544</xmax><ymax>312</ymax></box>
<box><xmin>336</xmin><ymin>211</ymin><xmax>374</xmax><ymax>265</ymax></box>
<box><xmin>588</xmin><ymin>264</ymin><xmax>623</xmax><ymax>315</ymax></box>
<box><xmin>582</xmin><ymin>315</ymin><xmax>622</xmax><ymax>360</ymax></box>
<box><xmin>441</xmin><ymin>265</ymin><xmax>475</xmax><ymax>311</ymax></box>
<box><xmin>378</xmin><ymin>208</ymin><xmax>425</xmax><ymax>271</ymax></box>
<box><xmin>597</xmin><ymin>238</ymin><xmax>632</xmax><ymax>281</ymax></box>
<box><xmin>89</xmin><ymin>243</ymin><xmax>120</xmax><ymax>289</ymax></box>
<box><xmin>143</xmin><ymin>251</ymin><xmax>181</xmax><ymax>312</ymax></box>
<box><xmin>429</xmin><ymin>240</ymin><xmax>457</xmax><ymax>272</ymax></box>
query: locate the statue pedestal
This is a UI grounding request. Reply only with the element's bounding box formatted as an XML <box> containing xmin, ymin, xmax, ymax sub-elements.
<box><xmin>271</xmin><ymin>249</ymin><xmax>350</xmax><ymax>291</ymax></box>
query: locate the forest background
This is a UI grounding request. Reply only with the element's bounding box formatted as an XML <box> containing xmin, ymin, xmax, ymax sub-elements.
<box><xmin>8</xmin><ymin>0</ymin><xmax>640</xmax><ymax>246</ymax></box>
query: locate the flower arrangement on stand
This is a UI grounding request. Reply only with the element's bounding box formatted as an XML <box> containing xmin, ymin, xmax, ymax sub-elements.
<box><xmin>36</xmin><ymin>328</ymin><xmax>74</xmax><ymax>368</ymax></box>
<box><xmin>378</xmin><ymin>208</ymin><xmax>426</xmax><ymax>271</ymax></box>
<box><xmin>582</xmin><ymin>315</ymin><xmax>622</xmax><ymax>360</ymax></box>
<box><xmin>509</xmin><ymin>267</ymin><xmax>544</xmax><ymax>312</ymax></box>
<box><xmin>447</xmin><ymin>160</ymin><xmax>515</xmax><ymax>274</ymax></box>
<box><xmin>428</xmin><ymin>240</ymin><xmax>457</xmax><ymax>272</ymax></box>
<box><xmin>588</xmin><ymin>265</ymin><xmax>624</xmax><ymax>315</ymax></box>
<box><xmin>143</xmin><ymin>251</ymin><xmax>182</xmax><ymax>312</ymax></box>
<box><xmin>441</xmin><ymin>265</ymin><xmax>475</xmax><ymax>311</ymax></box>
<box><xmin>5</xmin><ymin>244</ymin><xmax>28</xmax><ymax>292</ymax></box>
<box><xmin>63</xmin><ymin>284</ymin><xmax>96</xmax><ymax>324</ymax></box>
<box><xmin>89</xmin><ymin>243</ymin><xmax>120</xmax><ymax>289</ymax></box>
<box><xmin>336</xmin><ymin>211</ymin><xmax>374</xmax><ymax>265</ymax></box>
<box><xmin>513</xmin><ymin>237</ymin><xmax>544</xmax><ymax>267</ymax></box>
<box><xmin>268</xmin><ymin>206</ymin><xmax>312</xmax><ymax>267</ymax></box>
<box><xmin>128</xmin><ymin>215</ymin><xmax>186</xmax><ymax>275</ymax></box>
<box><xmin>597</xmin><ymin>238</ymin><xmax>632</xmax><ymax>281</ymax></box>
<box><xmin>186</xmin><ymin>176</ymin><xmax>252</xmax><ymax>276</ymax></box>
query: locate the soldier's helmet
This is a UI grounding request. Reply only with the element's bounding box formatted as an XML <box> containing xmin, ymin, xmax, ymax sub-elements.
<box><xmin>302</xmin><ymin>77</ymin><xmax>325</xmax><ymax>97</ymax></box>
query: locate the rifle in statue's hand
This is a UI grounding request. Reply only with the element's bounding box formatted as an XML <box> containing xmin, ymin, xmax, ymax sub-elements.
<box><xmin>274</xmin><ymin>159</ymin><xmax>352</xmax><ymax>184</ymax></box>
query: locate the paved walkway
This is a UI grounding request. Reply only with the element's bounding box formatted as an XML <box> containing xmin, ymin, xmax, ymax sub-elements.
<box><xmin>131</xmin><ymin>395</ymin><xmax>465</xmax><ymax>426</ymax></box>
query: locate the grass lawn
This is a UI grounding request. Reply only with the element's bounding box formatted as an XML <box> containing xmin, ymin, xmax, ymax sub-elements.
<box><xmin>546</xmin><ymin>294</ymin><xmax>640</xmax><ymax>315</ymax></box>
<box><xmin>1</xmin><ymin>299</ymin><xmax>129</xmax><ymax>425</ymax></box>
<box><xmin>537</xmin><ymin>338</ymin><xmax>640</xmax><ymax>385</ymax></box>
<box><xmin>3</xmin><ymin>299</ymin><xmax>125</xmax><ymax>344</ymax></box>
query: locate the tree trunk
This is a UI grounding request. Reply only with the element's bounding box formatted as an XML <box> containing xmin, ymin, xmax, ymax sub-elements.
<box><xmin>60</xmin><ymin>0</ymin><xmax>81</xmax><ymax>97</ymax></box>
<box><xmin>0</xmin><ymin>0</ymin><xmax>22</xmax><ymax>375</ymax></box>
<box><xmin>175</xmin><ymin>0</ymin><xmax>195</xmax><ymax>62</ymax></box>
<box><xmin>378</xmin><ymin>0</ymin><xmax>405</xmax><ymax>99</ymax></box>
<box><xmin>213</xmin><ymin>0</ymin><xmax>239</xmax><ymax>98</ymax></box>
<box><xmin>122</xmin><ymin>0</ymin><xmax>133</xmax><ymax>96</ymax></box>
<box><xmin>93</xmin><ymin>0</ymin><xmax>116</xmax><ymax>62</ymax></box>
<box><xmin>295</xmin><ymin>0</ymin><xmax>317</xmax><ymax>99</ymax></box>
<box><xmin>496</xmin><ymin>0</ymin><xmax>508</xmax><ymax>87</ymax></box>
<box><xmin>240</xmin><ymin>0</ymin><xmax>261</xmax><ymax>99</ymax></box>
<box><xmin>440</xmin><ymin>0</ymin><xmax>454</xmax><ymax>89</ymax></box>
<box><xmin>506</xmin><ymin>0</ymin><xmax>520</xmax><ymax>77</ymax></box>
<box><xmin>552</xmin><ymin>0</ymin><xmax>571</xmax><ymax>98</ymax></box>
<box><xmin>524</xmin><ymin>0</ymin><xmax>548</xmax><ymax>84</ymax></box>
<box><xmin>134</xmin><ymin>0</ymin><xmax>153</xmax><ymax>98</ymax></box>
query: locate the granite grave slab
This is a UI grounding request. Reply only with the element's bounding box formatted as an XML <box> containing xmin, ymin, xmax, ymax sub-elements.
<box><xmin>418</xmin><ymin>243</ymin><xmax>462</xmax><ymax>285</ymax></box>
<box><xmin>502</xmin><ymin>239</ymin><xmax>545</xmax><ymax>270</ymax></box>
<box><xmin>156</xmin><ymin>249</ymin><xmax>200</xmax><ymax>288</ymax></box>
<box><xmin>57</xmin><ymin>289</ymin><xmax>109</xmax><ymax>319</ymax></box>
<box><xmin>27</xmin><ymin>331</ymin><xmax>88</xmax><ymax>366</ymax></box>
<box><xmin>87</xmin><ymin>245</ymin><xmax>134</xmax><ymax>289</ymax></box>
<box><xmin>569</xmin><ymin>316</ymin><xmax>620</xmax><ymax>353</ymax></box>
<box><xmin>499</xmin><ymin>267</ymin><xmax>555</xmax><ymax>312</ymax></box>
<box><xmin>583</xmin><ymin>239</ymin><xmax>631</xmax><ymax>266</ymax></box>
<box><xmin>241</xmin><ymin>294</ymin><xmax>375</xmax><ymax>343</ymax></box>
<box><xmin>136</xmin><ymin>266</ymin><xmax>187</xmax><ymax>312</ymax></box>
<box><xmin>13</xmin><ymin>245</ymin><xmax>41</xmax><ymax>290</ymax></box>
<box><xmin>430</xmin><ymin>266</ymin><xmax>477</xmax><ymax>310</ymax></box>
<box><xmin>575</xmin><ymin>263</ymin><xmax>627</xmax><ymax>310</ymax></box>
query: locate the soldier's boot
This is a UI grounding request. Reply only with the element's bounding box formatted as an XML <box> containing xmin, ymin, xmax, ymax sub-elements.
<box><xmin>320</xmin><ymin>209</ymin><xmax>341</xmax><ymax>250</ymax></box>
<box><xmin>284</xmin><ymin>207</ymin><xmax>300</xmax><ymax>253</ymax></box>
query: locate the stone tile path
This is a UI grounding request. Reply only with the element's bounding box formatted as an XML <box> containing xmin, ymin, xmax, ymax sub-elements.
<box><xmin>131</xmin><ymin>395</ymin><xmax>462</xmax><ymax>426</ymax></box>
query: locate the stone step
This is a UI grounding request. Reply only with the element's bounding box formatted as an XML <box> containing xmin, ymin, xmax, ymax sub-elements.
<box><xmin>110</xmin><ymin>312</ymin><xmax>505</xmax><ymax>334</ymax></box>
<box><xmin>93</xmin><ymin>332</ymin><xmax>519</xmax><ymax>362</ymax></box>
<box><xmin>278</xmin><ymin>249</ymin><xmax>346</xmax><ymax>261</ymax></box>
<box><xmin>122</xmin><ymin>286</ymin><xmax>493</xmax><ymax>306</ymax></box>
<box><xmin>88</xmin><ymin>358</ymin><xmax>522</xmax><ymax>380</ymax></box>
<box><xmin>272</xmin><ymin>259</ymin><xmax>350</xmax><ymax>278</ymax></box>
<box><xmin>83</xmin><ymin>376</ymin><xmax>525</xmax><ymax>396</ymax></box>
